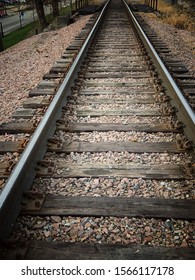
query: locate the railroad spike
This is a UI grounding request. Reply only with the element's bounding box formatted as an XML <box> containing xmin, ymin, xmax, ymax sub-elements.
<box><xmin>183</xmin><ymin>162</ymin><xmax>195</xmax><ymax>178</ymax></box>
<box><xmin>47</xmin><ymin>138</ymin><xmax>63</xmax><ymax>151</ymax></box>
<box><xmin>37</xmin><ymin>160</ymin><xmax>54</xmax><ymax>167</ymax></box>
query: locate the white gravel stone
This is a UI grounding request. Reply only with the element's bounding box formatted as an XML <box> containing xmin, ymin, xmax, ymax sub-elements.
<box><xmin>1</xmin><ymin>11</ymin><xmax>195</xmax><ymax>248</ymax></box>
<box><xmin>13</xmin><ymin>215</ymin><xmax>195</xmax><ymax>247</ymax></box>
<box><xmin>0</xmin><ymin>15</ymin><xmax>91</xmax><ymax>124</ymax></box>
<box><xmin>140</xmin><ymin>14</ymin><xmax>195</xmax><ymax>77</ymax></box>
<box><xmin>31</xmin><ymin>178</ymin><xmax>195</xmax><ymax>200</ymax></box>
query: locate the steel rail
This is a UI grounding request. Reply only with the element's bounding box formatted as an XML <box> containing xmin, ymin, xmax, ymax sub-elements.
<box><xmin>0</xmin><ymin>0</ymin><xmax>110</xmax><ymax>242</ymax></box>
<box><xmin>1</xmin><ymin>0</ymin><xmax>194</xmax><ymax>243</ymax></box>
<box><xmin>123</xmin><ymin>0</ymin><xmax>195</xmax><ymax>143</ymax></box>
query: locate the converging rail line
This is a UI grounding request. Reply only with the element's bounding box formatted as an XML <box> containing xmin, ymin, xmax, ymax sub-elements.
<box><xmin>0</xmin><ymin>0</ymin><xmax>194</xmax><ymax>259</ymax></box>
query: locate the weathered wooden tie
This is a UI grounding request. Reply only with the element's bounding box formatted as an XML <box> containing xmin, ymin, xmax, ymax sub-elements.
<box><xmin>21</xmin><ymin>195</ymin><xmax>195</xmax><ymax>220</ymax></box>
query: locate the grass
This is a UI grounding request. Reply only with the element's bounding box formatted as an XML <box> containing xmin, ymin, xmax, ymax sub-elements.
<box><xmin>2</xmin><ymin>0</ymin><xmax>193</xmax><ymax>51</ymax></box>
<box><xmin>128</xmin><ymin>0</ymin><xmax>194</xmax><ymax>31</ymax></box>
<box><xmin>2</xmin><ymin>21</ymin><xmax>38</xmax><ymax>50</ymax></box>
<box><xmin>157</xmin><ymin>0</ymin><xmax>195</xmax><ymax>31</ymax></box>
<box><xmin>1</xmin><ymin>2</ymin><xmax>75</xmax><ymax>51</ymax></box>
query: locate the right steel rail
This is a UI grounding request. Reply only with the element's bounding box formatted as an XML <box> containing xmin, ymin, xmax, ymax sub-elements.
<box><xmin>123</xmin><ymin>0</ymin><xmax>195</xmax><ymax>143</ymax></box>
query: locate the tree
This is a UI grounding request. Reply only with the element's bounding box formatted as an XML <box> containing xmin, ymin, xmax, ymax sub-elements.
<box><xmin>34</xmin><ymin>0</ymin><xmax>48</xmax><ymax>30</ymax></box>
<box><xmin>51</xmin><ymin>0</ymin><xmax>59</xmax><ymax>18</ymax></box>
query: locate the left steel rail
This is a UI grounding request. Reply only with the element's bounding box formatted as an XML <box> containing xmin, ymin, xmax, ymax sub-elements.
<box><xmin>0</xmin><ymin>0</ymin><xmax>110</xmax><ymax>242</ymax></box>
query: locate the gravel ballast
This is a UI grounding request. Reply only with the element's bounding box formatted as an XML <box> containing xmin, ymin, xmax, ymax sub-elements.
<box><xmin>1</xmin><ymin>9</ymin><xmax>194</xmax><ymax>248</ymax></box>
<box><xmin>0</xmin><ymin>12</ymin><xmax>194</xmax><ymax>124</ymax></box>
<box><xmin>0</xmin><ymin>15</ymin><xmax>91</xmax><ymax>124</ymax></box>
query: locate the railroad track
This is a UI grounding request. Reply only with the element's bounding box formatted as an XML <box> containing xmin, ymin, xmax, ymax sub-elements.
<box><xmin>0</xmin><ymin>0</ymin><xmax>195</xmax><ymax>259</ymax></box>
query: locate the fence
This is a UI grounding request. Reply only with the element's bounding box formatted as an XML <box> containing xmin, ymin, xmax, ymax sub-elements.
<box><xmin>0</xmin><ymin>22</ymin><xmax>4</xmax><ymax>52</ymax></box>
<box><xmin>145</xmin><ymin>0</ymin><xmax>158</xmax><ymax>11</ymax></box>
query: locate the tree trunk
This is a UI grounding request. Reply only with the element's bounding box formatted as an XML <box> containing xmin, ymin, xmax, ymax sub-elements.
<box><xmin>51</xmin><ymin>0</ymin><xmax>60</xmax><ymax>18</ymax></box>
<box><xmin>34</xmin><ymin>0</ymin><xmax>48</xmax><ymax>30</ymax></box>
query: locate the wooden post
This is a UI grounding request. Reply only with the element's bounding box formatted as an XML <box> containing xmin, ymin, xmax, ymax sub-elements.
<box><xmin>0</xmin><ymin>38</ymin><xmax>4</xmax><ymax>52</ymax></box>
<box><xmin>0</xmin><ymin>22</ymin><xmax>4</xmax><ymax>52</ymax></box>
<box><xmin>155</xmin><ymin>0</ymin><xmax>158</xmax><ymax>11</ymax></box>
<box><xmin>70</xmin><ymin>0</ymin><xmax>73</xmax><ymax>14</ymax></box>
<box><xmin>153</xmin><ymin>0</ymin><xmax>155</xmax><ymax>9</ymax></box>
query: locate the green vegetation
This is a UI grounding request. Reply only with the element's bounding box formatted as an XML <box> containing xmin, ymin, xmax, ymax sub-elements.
<box><xmin>1</xmin><ymin>3</ymin><xmax>74</xmax><ymax>51</ymax></box>
<box><xmin>3</xmin><ymin>0</ymin><xmax>193</xmax><ymax>51</ymax></box>
<box><xmin>2</xmin><ymin>21</ymin><xmax>37</xmax><ymax>50</ymax></box>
